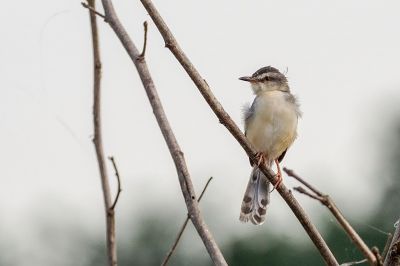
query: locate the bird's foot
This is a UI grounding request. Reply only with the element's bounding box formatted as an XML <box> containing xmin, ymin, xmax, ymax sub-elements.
<box><xmin>271</xmin><ymin>159</ymin><xmax>283</xmax><ymax>192</ymax></box>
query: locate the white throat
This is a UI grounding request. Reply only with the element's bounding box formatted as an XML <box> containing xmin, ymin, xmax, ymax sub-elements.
<box><xmin>251</xmin><ymin>82</ymin><xmax>288</xmax><ymax>95</ymax></box>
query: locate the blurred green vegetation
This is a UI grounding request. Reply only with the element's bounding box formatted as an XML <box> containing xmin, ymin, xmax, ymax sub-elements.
<box><xmin>81</xmin><ymin>210</ymin><xmax>393</xmax><ymax>266</ymax></box>
<box><xmin>224</xmin><ymin>220</ymin><xmax>389</xmax><ymax>266</ymax></box>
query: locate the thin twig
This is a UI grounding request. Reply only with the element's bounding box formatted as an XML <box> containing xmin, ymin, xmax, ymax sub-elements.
<box><xmin>87</xmin><ymin>0</ymin><xmax>117</xmax><ymax>265</ymax></box>
<box><xmin>138</xmin><ymin>1</ymin><xmax>337</xmax><ymax>265</ymax></box>
<box><xmin>197</xmin><ymin>177</ymin><xmax>213</xmax><ymax>202</ymax></box>
<box><xmin>108</xmin><ymin>156</ymin><xmax>122</xmax><ymax>211</ymax></box>
<box><xmin>363</xmin><ymin>224</ymin><xmax>391</xmax><ymax>237</ymax></box>
<box><xmin>82</xmin><ymin>2</ymin><xmax>106</xmax><ymax>19</ymax></box>
<box><xmin>162</xmin><ymin>177</ymin><xmax>213</xmax><ymax>266</ymax></box>
<box><xmin>384</xmin><ymin>218</ymin><xmax>400</xmax><ymax>266</ymax></box>
<box><xmin>284</xmin><ymin>167</ymin><xmax>323</xmax><ymax>197</ymax></box>
<box><xmin>294</xmin><ymin>186</ymin><xmax>324</xmax><ymax>202</ymax></box>
<box><xmin>285</xmin><ymin>168</ymin><xmax>377</xmax><ymax>266</ymax></box>
<box><xmin>99</xmin><ymin>1</ymin><xmax>227</xmax><ymax>265</ymax></box>
<box><xmin>139</xmin><ymin>21</ymin><xmax>148</xmax><ymax>59</ymax></box>
<box><xmin>340</xmin><ymin>259</ymin><xmax>368</xmax><ymax>266</ymax></box>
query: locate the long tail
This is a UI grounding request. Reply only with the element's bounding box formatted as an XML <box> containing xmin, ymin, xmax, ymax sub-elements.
<box><xmin>239</xmin><ymin>166</ymin><xmax>271</xmax><ymax>225</ymax></box>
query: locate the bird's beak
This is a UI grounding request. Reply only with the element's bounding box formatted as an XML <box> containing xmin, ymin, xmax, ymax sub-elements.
<box><xmin>239</xmin><ymin>76</ymin><xmax>256</xmax><ymax>82</ymax></box>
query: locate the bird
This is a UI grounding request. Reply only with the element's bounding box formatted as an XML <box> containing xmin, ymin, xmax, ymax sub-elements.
<box><xmin>238</xmin><ymin>66</ymin><xmax>301</xmax><ymax>225</ymax></box>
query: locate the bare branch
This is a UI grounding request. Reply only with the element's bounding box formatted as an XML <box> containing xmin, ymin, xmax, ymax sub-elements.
<box><xmin>82</xmin><ymin>2</ymin><xmax>106</xmax><ymax>19</ymax></box>
<box><xmin>285</xmin><ymin>168</ymin><xmax>377</xmax><ymax>265</ymax></box>
<box><xmin>139</xmin><ymin>21</ymin><xmax>148</xmax><ymax>59</ymax></box>
<box><xmin>382</xmin><ymin>233</ymin><xmax>393</xmax><ymax>262</ymax></box>
<box><xmin>162</xmin><ymin>177</ymin><xmax>213</xmax><ymax>266</ymax></box>
<box><xmin>138</xmin><ymin>1</ymin><xmax>337</xmax><ymax>265</ymax></box>
<box><xmin>99</xmin><ymin>1</ymin><xmax>227</xmax><ymax>264</ymax></box>
<box><xmin>108</xmin><ymin>156</ymin><xmax>122</xmax><ymax>211</ymax></box>
<box><xmin>384</xmin><ymin>219</ymin><xmax>400</xmax><ymax>266</ymax></box>
<box><xmin>87</xmin><ymin>0</ymin><xmax>117</xmax><ymax>265</ymax></box>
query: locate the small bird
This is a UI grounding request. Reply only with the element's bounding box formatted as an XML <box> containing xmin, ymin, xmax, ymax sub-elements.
<box><xmin>239</xmin><ymin>66</ymin><xmax>301</xmax><ymax>225</ymax></box>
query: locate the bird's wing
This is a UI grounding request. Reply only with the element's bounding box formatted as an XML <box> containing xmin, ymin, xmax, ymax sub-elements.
<box><xmin>277</xmin><ymin>149</ymin><xmax>287</xmax><ymax>163</ymax></box>
<box><xmin>285</xmin><ymin>93</ymin><xmax>302</xmax><ymax>118</ymax></box>
<box><xmin>243</xmin><ymin>98</ymin><xmax>257</xmax><ymax>136</ymax></box>
<box><xmin>243</xmin><ymin>98</ymin><xmax>259</xmax><ymax>166</ymax></box>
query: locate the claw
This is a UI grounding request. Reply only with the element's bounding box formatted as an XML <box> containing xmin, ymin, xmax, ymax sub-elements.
<box><xmin>270</xmin><ymin>159</ymin><xmax>283</xmax><ymax>192</ymax></box>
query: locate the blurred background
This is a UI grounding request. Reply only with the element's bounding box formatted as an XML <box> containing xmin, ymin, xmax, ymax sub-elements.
<box><xmin>1</xmin><ymin>0</ymin><xmax>400</xmax><ymax>265</ymax></box>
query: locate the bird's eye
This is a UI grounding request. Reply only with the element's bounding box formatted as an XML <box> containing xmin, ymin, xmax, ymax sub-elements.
<box><xmin>264</xmin><ymin>76</ymin><xmax>270</xmax><ymax>81</ymax></box>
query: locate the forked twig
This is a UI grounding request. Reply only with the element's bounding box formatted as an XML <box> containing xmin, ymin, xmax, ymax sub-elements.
<box><xmin>284</xmin><ymin>168</ymin><xmax>323</xmax><ymax>197</ymax></box>
<box><xmin>162</xmin><ymin>177</ymin><xmax>213</xmax><ymax>266</ymax></box>
<box><xmin>108</xmin><ymin>156</ymin><xmax>122</xmax><ymax>211</ymax></box>
<box><xmin>82</xmin><ymin>2</ymin><xmax>106</xmax><ymax>19</ymax></box>
<box><xmin>284</xmin><ymin>168</ymin><xmax>378</xmax><ymax>265</ymax></box>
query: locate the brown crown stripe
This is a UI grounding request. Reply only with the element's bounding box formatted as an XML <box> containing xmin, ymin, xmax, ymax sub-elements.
<box><xmin>252</xmin><ymin>66</ymin><xmax>280</xmax><ymax>77</ymax></box>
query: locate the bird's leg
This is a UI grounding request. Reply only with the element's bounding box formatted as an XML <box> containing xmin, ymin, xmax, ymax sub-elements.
<box><xmin>273</xmin><ymin>159</ymin><xmax>283</xmax><ymax>189</ymax></box>
<box><xmin>255</xmin><ymin>152</ymin><xmax>266</xmax><ymax>167</ymax></box>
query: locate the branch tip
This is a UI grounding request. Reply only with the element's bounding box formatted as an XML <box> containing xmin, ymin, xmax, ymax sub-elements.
<box><xmin>340</xmin><ymin>258</ymin><xmax>367</xmax><ymax>266</ymax></box>
<box><xmin>108</xmin><ymin>156</ymin><xmax>123</xmax><ymax>211</ymax></box>
<box><xmin>371</xmin><ymin>247</ymin><xmax>383</xmax><ymax>266</ymax></box>
<box><xmin>138</xmin><ymin>20</ymin><xmax>149</xmax><ymax>59</ymax></box>
<box><xmin>284</xmin><ymin>167</ymin><xmax>323</xmax><ymax>197</ymax></box>
<box><xmin>82</xmin><ymin>2</ymin><xmax>106</xmax><ymax>19</ymax></box>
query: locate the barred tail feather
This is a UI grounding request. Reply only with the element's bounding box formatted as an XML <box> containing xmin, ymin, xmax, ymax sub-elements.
<box><xmin>239</xmin><ymin>166</ymin><xmax>271</xmax><ymax>225</ymax></box>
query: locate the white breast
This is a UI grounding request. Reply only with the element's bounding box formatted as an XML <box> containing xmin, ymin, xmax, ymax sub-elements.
<box><xmin>246</xmin><ymin>91</ymin><xmax>298</xmax><ymax>161</ymax></box>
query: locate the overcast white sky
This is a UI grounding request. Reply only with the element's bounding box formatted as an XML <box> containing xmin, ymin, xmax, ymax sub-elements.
<box><xmin>1</xmin><ymin>0</ymin><xmax>400</xmax><ymax>265</ymax></box>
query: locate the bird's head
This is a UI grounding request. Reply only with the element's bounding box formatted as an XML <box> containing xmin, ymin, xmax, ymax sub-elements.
<box><xmin>239</xmin><ymin>66</ymin><xmax>289</xmax><ymax>95</ymax></box>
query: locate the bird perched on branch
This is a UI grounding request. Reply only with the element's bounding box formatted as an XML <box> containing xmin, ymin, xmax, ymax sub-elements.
<box><xmin>239</xmin><ymin>66</ymin><xmax>301</xmax><ymax>225</ymax></box>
